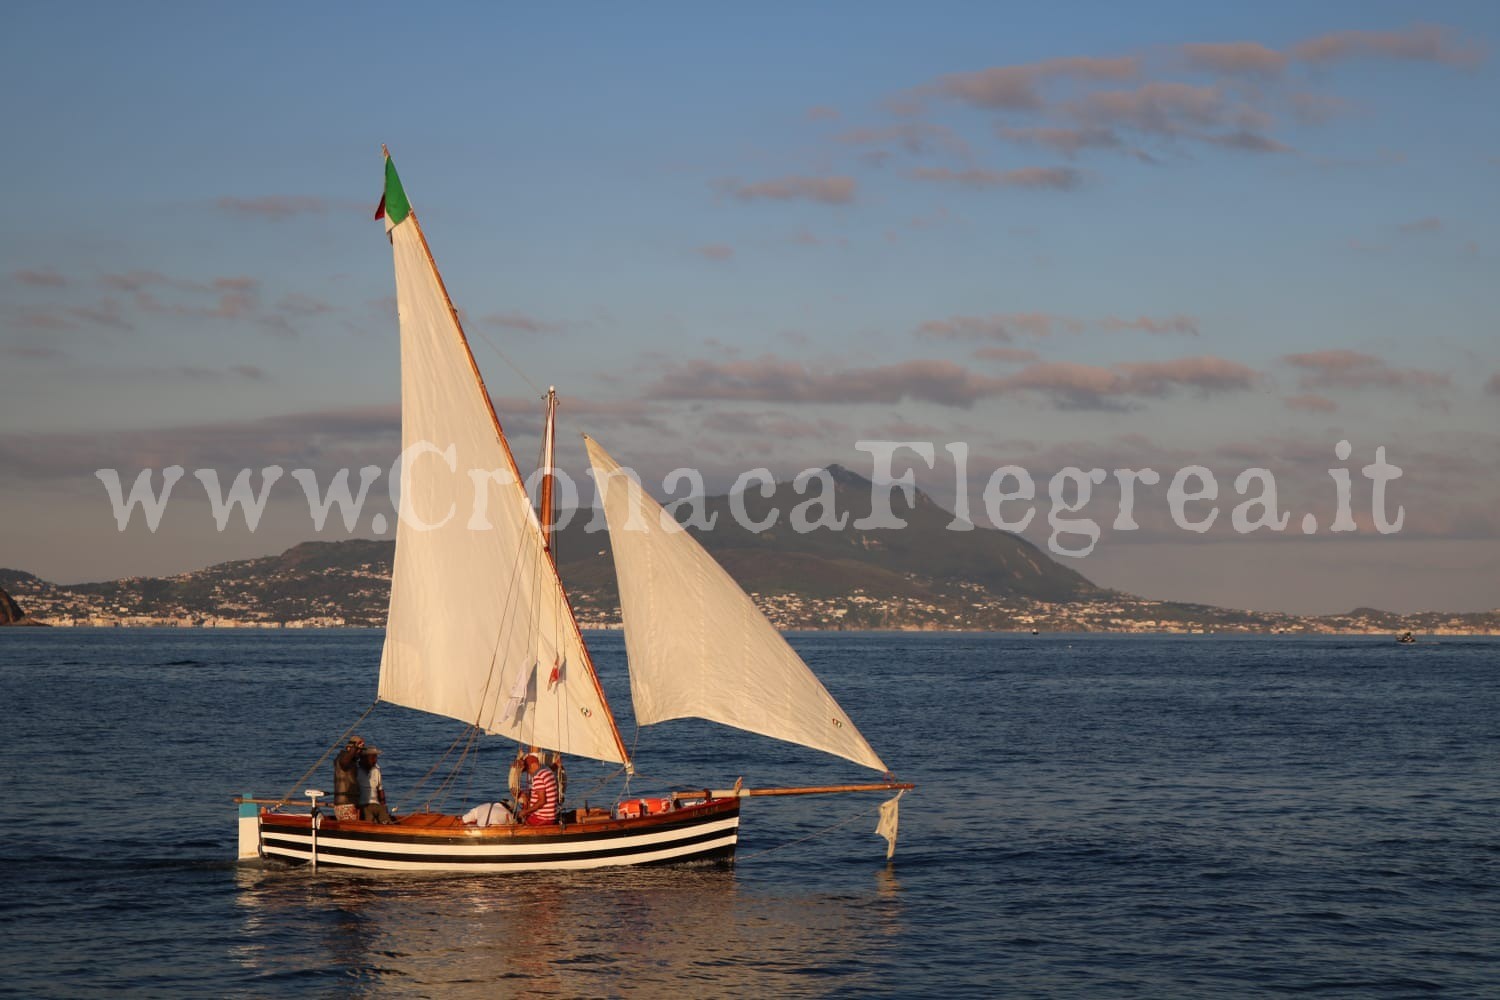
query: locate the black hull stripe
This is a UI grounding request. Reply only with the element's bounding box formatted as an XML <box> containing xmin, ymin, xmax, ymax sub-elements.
<box><xmin>259</xmin><ymin>804</ymin><xmax>739</xmax><ymax>849</ymax></box>
<box><xmin>270</xmin><ymin>845</ymin><xmax>738</xmax><ymax>869</ymax></box>
<box><xmin>262</xmin><ymin>825</ymin><xmax>736</xmax><ymax>867</ymax></box>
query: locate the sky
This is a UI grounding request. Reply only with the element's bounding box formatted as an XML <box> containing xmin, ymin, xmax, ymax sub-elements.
<box><xmin>2</xmin><ymin>2</ymin><xmax>1497</xmax><ymax>615</ymax></box>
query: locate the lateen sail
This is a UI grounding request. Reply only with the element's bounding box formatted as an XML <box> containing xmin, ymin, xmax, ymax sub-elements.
<box><xmin>585</xmin><ymin>436</ymin><xmax>888</xmax><ymax>773</ymax></box>
<box><xmin>376</xmin><ymin>154</ymin><xmax>628</xmax><ymax>767</ymax></box>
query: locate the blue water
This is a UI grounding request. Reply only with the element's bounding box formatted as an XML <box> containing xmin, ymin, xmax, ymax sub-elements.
<box><xmin>1</xmin><ymin>630</ymin><xmax>1496</xmax><ymax>997</ymax></box>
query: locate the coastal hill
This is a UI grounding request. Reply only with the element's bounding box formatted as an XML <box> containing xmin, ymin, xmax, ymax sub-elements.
<box><xmin>554</xmin><ymin>464</ymin><xmax>1102</xmax><ymax>608</ymax></box>
<box><xmin>2</xmin><ymin>468</ymin><xmax>1495</xmax><ymax>634</ymax></box>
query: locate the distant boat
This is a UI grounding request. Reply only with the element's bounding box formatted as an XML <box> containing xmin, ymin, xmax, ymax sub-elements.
<box><xmin>1396</xmin><ymin>631</ymin><xmax>1416</xmax><ymax>644</ymax></box>
<box><xmin>236</xmin><ymin>149</ymin><xmax>910</xmax><ymax>873</ymax></box>
<box><xmin>1030</xmin><ymin>628</ymin><xmax>1040</xmax><ymax>636</ymax></box>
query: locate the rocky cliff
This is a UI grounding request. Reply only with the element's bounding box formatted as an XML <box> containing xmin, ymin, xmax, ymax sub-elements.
<box><xmin>0</xmin><ymin>584</ymin><xmax>44</xmax><ymax>626</ymax></box>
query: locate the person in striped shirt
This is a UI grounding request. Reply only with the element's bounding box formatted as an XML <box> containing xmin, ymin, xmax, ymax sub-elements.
<box><xmin>519</xmin><ymin>754</ymin><xmax>558</xmax><ymax>826</ymax></box>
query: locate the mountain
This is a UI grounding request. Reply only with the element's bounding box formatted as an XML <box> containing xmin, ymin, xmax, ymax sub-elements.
<box><xmin>1</xmin><ymin>468</ymin><xmax>1102</xmax><ymax>629</ymax></box>
<box><xmin>553</xmin><ymin>464</ymin><xmax>1101</xmax><ymax>609</ymax></box>
<box><xmin>5</xmin><ymin>469</ymin><xmax>1494</xmax><ymax>634</ymax></box>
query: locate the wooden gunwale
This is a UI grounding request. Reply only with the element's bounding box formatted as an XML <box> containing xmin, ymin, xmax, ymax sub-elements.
<box><xmin>257</xmin><ymin>796</ymin><xmax>740</xmax><ymax>841</ymax></box>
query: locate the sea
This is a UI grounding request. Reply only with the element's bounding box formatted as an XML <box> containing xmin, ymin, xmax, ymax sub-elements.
<box><xmin>0</xmin><ymin>629</ymin><xmax>1495</xmax><ymax>998</ymax></box>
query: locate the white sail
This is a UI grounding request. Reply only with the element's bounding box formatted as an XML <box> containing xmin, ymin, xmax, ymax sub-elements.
<box><xmin>376</xmin><ymin>166</ymin><xmax>628</xmax><ymax>767</ymax></box>
<box><xmin>585</xmin><ymin>436</ymin><xmax>888</xmax><ymax>773</ymax></box>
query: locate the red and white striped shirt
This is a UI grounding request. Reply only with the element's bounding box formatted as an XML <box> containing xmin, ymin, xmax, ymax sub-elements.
<box><xmin>526</xmin><ymin>766</ymin><xmax>558</xmax><ymax>825</ymax></box>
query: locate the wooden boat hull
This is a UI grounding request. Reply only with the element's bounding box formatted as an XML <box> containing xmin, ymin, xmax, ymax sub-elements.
<box><xmin>253</xmin><ymin>798</ymin><xmax>740</xmax><ymax>872</ymax></box>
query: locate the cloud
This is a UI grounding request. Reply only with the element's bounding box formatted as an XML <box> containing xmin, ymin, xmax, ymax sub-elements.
<box><xmin>1284</xmin><ymin>393</ymin><xmax>1338</xmax><ymax>413</ymax></box>
<box><xmin>1201</xmin><ymin>130</ymin><xmax>1294</xmax><ymax>153</ymax></box>
<box><xmin>835</xmin><ymin>122</ymin><xmax>972</xmax><ymax>159</ymax></box>
<box><xmin>162</xmin><ymin>365</ymin><xmax>271</xmax><ymax>382</ymax></box>
<box><xmin>697</xmin><ymin>411</ymin><xmax>850</xmax><ymax>440</ymax></box>
<box><xmin>102</xmin><ymin>270</ymin><xmax>171</xmax><ymax>292</ymax></box>
<box><xmin>276</xmin><ymin>293</ymin><xmax>333</xmax><ymax>316</ymax></box>
<box><xmin>722</xmin><ymin>175</ymin><xmax>856</xmax><ymax>205</ymax></box>
<box><xmin>0</xmin><ymin>405</ymin><xmax>402</xmax><ymax>482</ymax></box>
<box><xmin>1486</xmin><ymin>373</ymin><xmax>1500</xmax><ymax>396</ymax></box>
<box><xmin>103</xmin><ymin>270</ymin><xmax>259</xmax><ymax>319</ymax></box>
<box><xmin>1070</xmin><ymin>81</ymin><xmax>1230</xmax><ymax>135</ymax></box>
<box><xmin>649</xmin><ymin>356</ymin><xmax>1007</xmax><ymax>407</ymax></box>
<box><xmin>917</xmin><ymin>56</ymin><xmax>1139</xmax><ymax>112</ymax></box>
<box><xmin>1100</xmin><ymin>314</ymin><xmax>1200</xmax><ymax>336</ymax></box>
<box><xmin>1110</xmin><ymin>356</ymin><xmax>1258</xmax><ymax>395</ymax></box>
<box><xmin>3</xmin><ymin>343</ymin><xmax>70</xmax><ymax>361</ymax></box>
<box><xmin>1182</xmin><ymin>41</ymin><xmax>1289</xmax><ymax>76</ymax></box>
<box><xmin>1397</xmin><ymin>216</ymin><xmax>1443</xmax><ymax>234</ymax></box>
<box><xmin>13</xmin><ymin>268</ymin><xmax>67</xmax><ymax>287</ymax></box>
<box><xmin>216</xmin><ymin>196</ymin><xmax>330</xmax><ymax>220</ymax></box>
<box><xmin>1282</xmin><ymin>349</ymin><xmax>1451</xmax><ymax>391</ymax></box>
<box><xmin>8</xmin><ymin>299</ymin><xmax>133</xmax><ymax>333</ymax></box>
<box><xmin>1002</xmin><ymin>361</ymin><xmax>1137</xmax><ymax>410</ymax></box>
<box><xmin>695</xmin><ymin>243</ymin><xmax>735</xmax><ymax>261</ymax></box>
<box><xmin>1001</xmin><ymin>356</ymin><xmax>1256</xmax><ymax>409</ymax></box>
<box><xmin>647</xmin><ymin>353</ymin><xmax>1255</xmax><ymax>410</ymax></box>
<box><xmin>919</xmin><ymin>312</ymin><xmax>1197</xmax><ymax>340</ymax></box>
<box><xmin>910</xmin><ymin>166</ymin><xmax>1082</xmax><ymax>191</ymax></box>
<box><xmin>917</xmin><ymin>313</ymin><xmax>1084</xmax><ymax>341</ymax></box>
<box><xmin>806</xmin><ymin>105</ymin><xmax>841</xmax><ymax>122</ymax></box>
<box><xmin>480</xmin><ymin>311</ymin><xmax>565</xmax><ymax>335</ymax></box>
<box><xmin>997</xmin><ymin>125</ymin><xmax>1125</xmax><ymax>159</ymax></box>
<box><xmin>1290</xmin><ymin>92</ymin><xmax>1352</xmax><ymax>124</ymax></box>
<box><xmin>974</xmin><ymin>346</ymin><xmax>1042</xmax><ymax>364</ymax></box>
<box><xmin>1292</xmin><ymin>24</ymin><xmax>1485</xmax><ymax>68</ymax></box>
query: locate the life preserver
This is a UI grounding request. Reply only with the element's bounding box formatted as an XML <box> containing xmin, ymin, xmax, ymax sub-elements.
<box><xmin>507</xmin><ymin>753</ymin><xmax>525</xmax><ymax>800</ymax></box>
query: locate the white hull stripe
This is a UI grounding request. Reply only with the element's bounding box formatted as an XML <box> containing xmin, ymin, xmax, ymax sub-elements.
<box><xmin>263</xmin><ymin>814</ymin><xmax>739</xmax><ymax>857</ymax></box>
<box><xmin>257</xmin><ymin>809</ymin><xmax>741</xmax><ymax>871</ymax></box>
<box><xmin>261</xmin><ymin>829</ymin><xmax>738</xmax><ymax>871</ymax></box>
<box><xmin>263</xmin><ymin>835</ymin><xmax>738</xmax><ymax>872</ymax></box>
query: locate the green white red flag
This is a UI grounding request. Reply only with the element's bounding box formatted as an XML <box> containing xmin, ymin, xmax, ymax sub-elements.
<box><xmin>374</xmin><ymin>151</ymin><xmax>411</xmax><ymax>233</ymax></box>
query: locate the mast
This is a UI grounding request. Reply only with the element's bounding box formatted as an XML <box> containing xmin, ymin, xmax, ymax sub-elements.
<box><xmin>539</xmin><ymin>386</ymin><xmax>558</xmax><ymax>565</ymax></box>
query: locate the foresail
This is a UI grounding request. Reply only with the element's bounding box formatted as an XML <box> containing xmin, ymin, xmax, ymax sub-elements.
<box><xmin>585</xmin><ymin>436</ymin><xmax>889</xmax><ymax>773</ymax></box>
<box><xmin>375</xmin><ymin>154</ymin><xmax>628</xmax><ymax>768</ymax></box>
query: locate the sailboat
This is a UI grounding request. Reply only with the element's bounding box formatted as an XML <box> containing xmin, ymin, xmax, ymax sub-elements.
<box><xmin>235</xmin><ymin>150</ymin><xmax>910</xmax><ymax>872</ymax></box>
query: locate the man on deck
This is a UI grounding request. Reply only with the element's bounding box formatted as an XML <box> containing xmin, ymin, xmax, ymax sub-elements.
<box><xmin>518</xmin><ymin>754</ymin><xmax>558</xmax><ymax>825</ymax></box>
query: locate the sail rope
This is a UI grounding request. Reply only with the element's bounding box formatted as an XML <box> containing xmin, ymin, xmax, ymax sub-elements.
<box><xmin>472</xmin><ymin>510</ymin><xmax>540</xmax><ymax>734</ymax></box>
<box><xmin>279</xmin><ymin>700</ymin><xmax>381</xmax><ymax>805</ymax></box>
<box><xmin>470</xmin><ymin>325</ymin><xmax>545</xmax><ymax>399</ymax></box>
<box><xmin>404</xmin><ymin>725</ymin><xmax>483</xmax><ymax>813</ymax></box>
<box><xmin>734</xmin><ymin>800</ymin><xmax>884</xmax><ymax>863</ymax></box>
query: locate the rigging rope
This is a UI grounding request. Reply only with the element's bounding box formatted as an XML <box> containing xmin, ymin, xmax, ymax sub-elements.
<box><xmin>471</xmin><ymin>326</ymin><xmax>544</xmax><ymax>399</ymax></box>
<box><xmin>734</xmin><ymin>800</ymin><xmax>885</xmax><ymax>863</ymax></box>
<box><xmin>404</xmin><ymin>725</ymin><xmax>481</xmax><ymax>813</ymax></box>
<box><xmin>279</xmin><ymin>700</ymin><xmax>380</xmax><ymax>805</ymax></box>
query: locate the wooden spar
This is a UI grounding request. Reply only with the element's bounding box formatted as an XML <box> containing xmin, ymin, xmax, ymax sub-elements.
<box><xmin>672</xmin><ymin>782</ymin><xmax>914</xmax><ymax>801</ymax></box>
<box><xmin>538</xmin><ymin>387</ymin><xmax>558</xmax><ymax>563</ymax></box>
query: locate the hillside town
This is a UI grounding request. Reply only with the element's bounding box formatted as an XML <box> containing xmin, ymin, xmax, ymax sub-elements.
<box><xmin>3</xmin><ymin>551</ymin><xmax>1496</xmax><ymax>636</ymax></box>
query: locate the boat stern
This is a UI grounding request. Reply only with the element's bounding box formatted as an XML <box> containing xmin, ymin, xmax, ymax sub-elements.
<box><xmin>236</xmin><ymin>793</ymin><xmax>261</xmax><ymax>861</ymax></box>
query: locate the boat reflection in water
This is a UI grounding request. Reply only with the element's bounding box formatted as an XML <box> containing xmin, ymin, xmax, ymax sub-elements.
<box><xmin>232</xmin><ymin>864</ymin><xmax>906</xmax><ymax>994</ymax></box>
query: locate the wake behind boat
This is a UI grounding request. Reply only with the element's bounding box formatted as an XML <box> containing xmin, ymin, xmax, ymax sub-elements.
<box><xmin>235</xmin><ymin>149</ymin><xmax>910</xmax><ymax>872</ymax></box>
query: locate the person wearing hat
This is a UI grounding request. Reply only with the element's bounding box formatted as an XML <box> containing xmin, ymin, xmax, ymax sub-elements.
<box><xmin>357</xmin><ymin>745</ymin><xmax>395</xmax><ymax>824</ymax></box>
<box><xmin>517</xmin><ymin>753</ymin><xmax>558</xmax><ymax>826</ymax></box>
<box><xmin>332</xmin><ymin>736</ymin><xmax>366</xmax><ymax>821</ymax></box>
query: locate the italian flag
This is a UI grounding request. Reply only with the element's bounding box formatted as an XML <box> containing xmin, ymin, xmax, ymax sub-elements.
<box><xmin>374</xmin><ymin>151</ymin><xmax>411</xmax><ymax>233</ymax></box>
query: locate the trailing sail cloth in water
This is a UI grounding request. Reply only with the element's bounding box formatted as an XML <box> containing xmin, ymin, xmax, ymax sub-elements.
<box><xmin>374</xmin><ymin>152</ymin><xmax>627</xmax><ymax>767</ymax></box>
<box><xmin>876</xmin><ymin>790</ymin><xmax>903</xmax><ymax>859</ymax></box>
<box><xmin>585</xmin><ymin>435</ymin><xmax>888</xmax><ymax>773</ymax></box>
